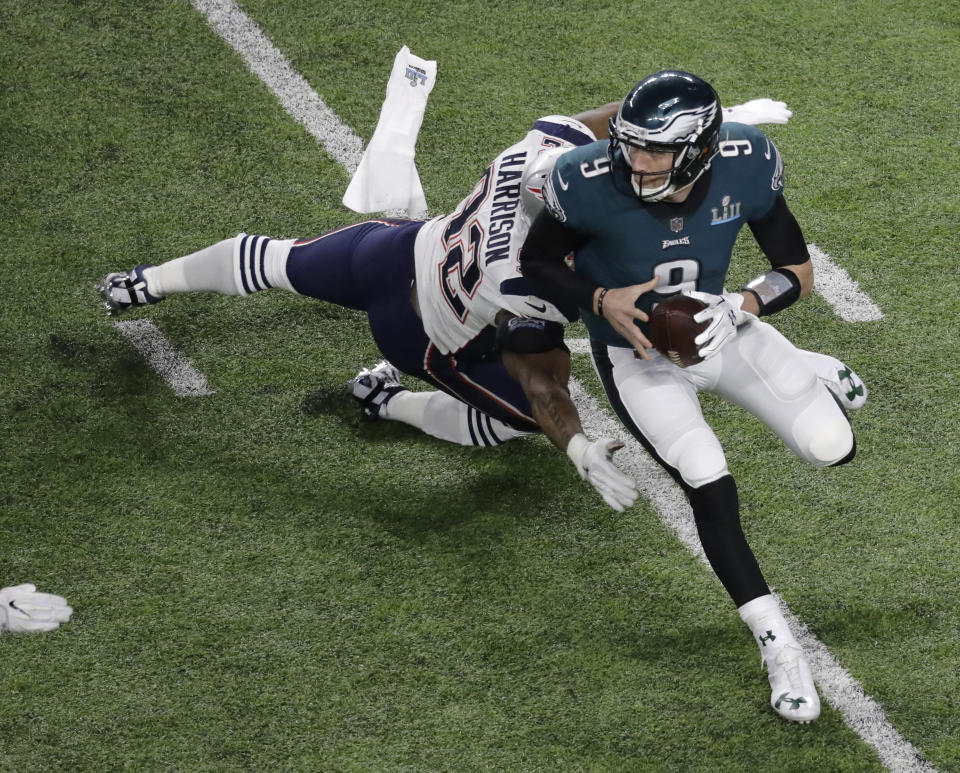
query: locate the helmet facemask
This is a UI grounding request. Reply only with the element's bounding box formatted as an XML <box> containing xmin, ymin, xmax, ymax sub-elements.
<box><xmin>609</xmin><ymin>120</ymin><xmax>717</xmax><ymax>202</ymax></box>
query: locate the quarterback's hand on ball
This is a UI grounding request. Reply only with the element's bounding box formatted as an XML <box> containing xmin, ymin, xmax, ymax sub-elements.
<box><xmin>596</xmin><ymin>276</ymin><xmax>660</xmax><ymax>359</ymax></box>
<box><xmin>685</xmin><ymin>290</ymin><xmax>754</xmax><ymax>360</ymax></box>
<box><xmin>722</xmin><ymin>99</ymin><xmax>792</xmax><ymax>125</ymax></box>
<box><xmin>566</xmin><ymin>434</ymin><xmax>638</xmax><ymax>512</ymax></box>
<box><xmin>0</xmin><ymin>584</ymin><xmax>73</xmax><ymax>633</ymax></box>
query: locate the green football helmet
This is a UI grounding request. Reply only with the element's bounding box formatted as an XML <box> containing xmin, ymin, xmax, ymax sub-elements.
<box><xmin>608</xmin><ymin>70</ymin><xmax>722</xmax><ymax>202</ymax></box>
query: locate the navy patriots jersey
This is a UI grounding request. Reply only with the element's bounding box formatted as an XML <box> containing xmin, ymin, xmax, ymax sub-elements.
<box><xmin>542</xmin><ymin>122</ymin><xmax>785</xmax><ymax>346</ymax></box>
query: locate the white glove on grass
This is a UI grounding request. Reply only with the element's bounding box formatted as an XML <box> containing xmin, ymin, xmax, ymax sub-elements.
<box><xmin>685</xmin><ymin>290</ymin><xmax>755</xmax><ymax>360</ymax></box>
<box><xmin>0</xmin><ymin>584</ymin><xmax>73</xmax><ymax>633</ymax></box>
<box><xmin>566</xmin><ymin>434</ymin><xmax>638</xmax><ymax>512</ymax></box>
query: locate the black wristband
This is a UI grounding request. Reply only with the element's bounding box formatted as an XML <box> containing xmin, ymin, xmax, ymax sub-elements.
<box><xmin>742</xmin><ymin>268</ymin><xmax>801</xmax><ymax>316</ymax></box>
<box><xmin>596</xmin><ymin>288</ymin><xmax>609</xmax><ymax>317</ymax></box>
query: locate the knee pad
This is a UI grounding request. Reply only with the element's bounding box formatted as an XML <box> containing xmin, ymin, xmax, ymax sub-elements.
<box><xmin>792</xmin><ymin>397</ymin><xmax>854</xmax><ymax>467</ymax></box>
<box><xmin>669</xmin><ymin>428</ymin><xmax>729</xmax><ymax>489</ymax></box>
<box><xmin>807</xmin><ymin>417</ymin><xmax>855</xmax><ymax>466</ymax></box>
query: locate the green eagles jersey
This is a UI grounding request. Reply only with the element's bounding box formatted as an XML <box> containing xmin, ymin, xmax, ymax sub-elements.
<box><xmin>542</xmin><ymin>122</ymin><xmax>785</xmax><ymax>347</ymax></box>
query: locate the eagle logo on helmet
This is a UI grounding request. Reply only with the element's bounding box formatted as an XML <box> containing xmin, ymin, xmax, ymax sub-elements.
<box><xmin>618</xmin><ymin>102</ymin><xmax>719</xmax><ymax>146</ymax></box>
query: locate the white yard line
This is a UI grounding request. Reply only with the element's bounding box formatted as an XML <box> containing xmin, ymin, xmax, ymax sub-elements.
<box><xmin>191</xmin><ymin>2</ymin><xmax>928</xmax><ymax>769</ymax></box>
<box><xmin>114</xmin><ymin>320</ymin><xmax>214</xmax><ymax>397</ymax></box>
<box><xmin>191</xmin><ymin>0</ymin><xmax>364</xmax><ymax>172</ymax></box>
<box><xmin>809</xmin><ymin>243</ymin><xmax>884</xmax><ymax>322</ymax></box>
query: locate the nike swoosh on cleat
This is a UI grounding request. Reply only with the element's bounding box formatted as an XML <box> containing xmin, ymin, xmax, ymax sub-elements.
<box><xmin>525</xmin><ymin>301</ymin><xmax>547</xmax><ymax>313</ymax></box>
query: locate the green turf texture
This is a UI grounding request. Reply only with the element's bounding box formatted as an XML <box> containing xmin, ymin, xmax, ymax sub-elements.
<box><xmin>1</xmin><ymin>0</ymin><xmax>958</xmax><ymax>770</ymax></box>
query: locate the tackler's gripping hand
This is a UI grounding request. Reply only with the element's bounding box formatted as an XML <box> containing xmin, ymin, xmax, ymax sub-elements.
<box><xmin>566</xmin><ymin>434</ymin><xmax>638</xmax><ymax>512</ymax></box>
<box><xmin>685</xmin><ymin>290</ymin><xmax>755</xmax><ymax>361</ymax></box>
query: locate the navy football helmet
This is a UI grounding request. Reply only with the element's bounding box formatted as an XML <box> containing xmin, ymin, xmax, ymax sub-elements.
<box><xmin>608</xmin><ymin>70</ymin><xmax>722</xmax><ymax>202</ymax></box>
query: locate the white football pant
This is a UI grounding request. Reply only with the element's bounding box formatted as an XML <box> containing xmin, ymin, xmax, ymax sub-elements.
<box><xmin>595</xmin><ymin>319</ymin><xmax>854</xmax><ymax>489</ymax></box>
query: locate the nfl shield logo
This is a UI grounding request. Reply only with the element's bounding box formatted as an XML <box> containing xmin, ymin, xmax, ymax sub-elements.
<box><xmin>670</xmin><ymin>217</ymin><xmax>684</xmax><ymax>233</ymax></box>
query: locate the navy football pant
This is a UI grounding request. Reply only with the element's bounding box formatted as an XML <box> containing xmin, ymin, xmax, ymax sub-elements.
<box><xmin>283</xmin><ymin>219</ymin><xmax>539</xmax><ymax>432</ymax></box>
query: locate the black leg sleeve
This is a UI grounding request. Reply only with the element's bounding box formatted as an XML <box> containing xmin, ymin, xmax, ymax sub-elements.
<box><xmin>688</xmin><ymin>475</ymin><xmax>769</xmax><ymax>607</ymax></box>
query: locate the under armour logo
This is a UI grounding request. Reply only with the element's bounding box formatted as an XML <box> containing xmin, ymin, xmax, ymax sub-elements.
<box><xmin>838</xmin><ymin>368</ymin><xmax>864</xmax><ymax>401</ymax></box>
<box><xmin>759</xmin><ymin>630</ymin><xmax>776</xmax><ymax>646</ymax></box>
<box><xmin>404</xmin><ymin>66</ymin><xmax>428</xmax><ymax>87</ymax></box>
<box><xmin>775</xmin><ymin>692</ymin><xmax>808</xmax><ymax>711</ymax></box>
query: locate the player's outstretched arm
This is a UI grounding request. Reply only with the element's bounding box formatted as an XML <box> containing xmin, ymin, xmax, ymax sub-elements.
<box><xmin>569</xmin><ymin>97</ymin><xmax>792</xmax><ymax>142</ymax></box>
<box><xmin>501</xmin><ymin>348</ymin><xmax>577</xmax><ymax>451</ymax></box>
<box><xmin>569</xmin><ymin>101</ymin><xmax>621</xmax><ymax>138</ymax></box>
<box><xmin>502</xmin><ymin>348</ymin><xmax>637</xmax><ymax>512</ymax></box>
<box><xmin>0</xmin><ymin>584</ymin><xmax>73</xmax><ymax>633</ymax></box>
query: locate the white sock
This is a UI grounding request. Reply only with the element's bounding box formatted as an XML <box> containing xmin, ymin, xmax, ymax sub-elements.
<box><xmin>383</xmin><ymin>390</ymin><xmax>530</xmax><ymax>447</ymax></box>
<box><xmin>143</xmin><ymin>238</ymin><xmax>241</xmax><ymax>296</ymax></box>
<box><xmin>142</xmin><ymin>234</ymin><xmax>297</xmax><ymax>297</ymax></box>
<box><xmin>380</xmin><ymin>389</ymin><xmax>431</xmax><ymax>425</ymax></box>
<box><xmin>738</xmin><ymin>594</ymin><xmax>798</xmax><ymax>658</ymax></box>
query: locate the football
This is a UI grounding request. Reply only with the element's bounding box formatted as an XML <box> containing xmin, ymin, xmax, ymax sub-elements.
<box><xmin>647</xmin><ymin>294</ymin><xmax>710</xmax><ymax>367</ymax></box>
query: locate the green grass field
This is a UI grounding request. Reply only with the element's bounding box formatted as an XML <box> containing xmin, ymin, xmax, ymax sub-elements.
<box><xmin>2</xmin><ymin>0</ymin><xmax>959</xmax><ymax>770</ymax></box>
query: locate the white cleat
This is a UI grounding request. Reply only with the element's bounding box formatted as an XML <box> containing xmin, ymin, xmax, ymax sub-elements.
<box><xmin>831</xmin><ymin>363</ymin><xmax>867</xmax><ymax>410</ymax></box>
<box><xmin>348</xmin><ymin>361</ymin><xmax>408</xmax><ymax>419</ymax></box>
<box><xmin>96</xmin><ymin>264</ymin><xmax>163</xmax><ymax>316</ymax></box>
<box><xmin>803</xmin><ymin>351</ymin><xmax>867</xmax><ymax>410</ymax></box>
<box><xmin>765</xmin><ymin>643</ymin><xmax>821</xmax><ymax>723</ymax></box>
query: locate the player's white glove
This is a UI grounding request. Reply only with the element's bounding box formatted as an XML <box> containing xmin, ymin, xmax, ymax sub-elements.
<box><xmin>0</xmin><ymin>584</ymin><xmax>73</xmax><ymax>633</ymax></box>
<box><xmin>723</xmin><ymin>99</ymin><xmax>792</xmax><ymax>126</ymax></box>
<box><xmin>566</xmin><ymin>433</ymin><xmax>638</xmax><ymax>512</ymax></box>
<box><xmin>685</xmin><ymin>290</ymin><xmax>755</xmax><ymax>361</ymax></box>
